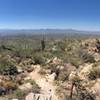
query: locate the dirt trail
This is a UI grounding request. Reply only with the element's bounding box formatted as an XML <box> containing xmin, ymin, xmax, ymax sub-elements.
<box><xmin>29</xmin><ymin>66</ymin><xmax>58</xmax><ymax>100</ymax></box>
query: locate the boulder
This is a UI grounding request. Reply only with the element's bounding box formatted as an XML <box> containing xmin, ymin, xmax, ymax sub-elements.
<box><xmin>18</xmin><ymin>83</ymin><xmax>32</xmax><ymax>91</ymax></box>
<box><xmin>0</xmin><ymin>87</ymin><xmax>6</xmax><ymax>95</ymax></box>
<box><xmin>48</xmin><ymin>73</ymin><xmax>57</xmax><ymax>82</ymax></box>
<box><xmin>32</xmin><ymin>65</ymin><xmax>41</xmax><ymax>72</ymax></box>
<box><xmin>45</xmin><ymin>69</ymin><xmax>51</xmax><ymax>74</ymax></box>
<box><xmin>25</xmin><ymin>92</ymin><xmax>35</xmax><ymax>100</ymax></box>
<box><xmin>25</xmin><ymin>93</ymin><xmax>52</xmax><ymax>100</ymax></box>
<box><xmin>17</xmin><ymin>67</ymin><xmax>24</xmax><ymax>73</ymax></box>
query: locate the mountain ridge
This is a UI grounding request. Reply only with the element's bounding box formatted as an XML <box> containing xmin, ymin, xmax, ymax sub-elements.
<box><xmin>0</xmin><ymin>29</ymin><xmax>100</xmax><ymax>37</ymax></box>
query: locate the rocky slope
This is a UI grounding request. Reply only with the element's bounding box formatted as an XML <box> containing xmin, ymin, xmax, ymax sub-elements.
<box><xmin>0</xmin><ymin>38</ymin><xmax>100</xmax><ymax>100</ymax></box>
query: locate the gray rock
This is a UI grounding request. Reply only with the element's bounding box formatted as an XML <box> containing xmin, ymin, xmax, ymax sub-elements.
<box><xmin>48</xmin><ymin>73</ymin><xmax>56</xmax><ymax>82</ymax></box>
<box><xmin>25</xmin><ymin>93</ymin><xmax>52</xmax><ymax>100</ymax></box>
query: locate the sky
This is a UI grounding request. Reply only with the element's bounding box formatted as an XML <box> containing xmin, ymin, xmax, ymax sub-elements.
<box><xmin>0</xmin><ymin>0</ymin><xmax>100</xmax><ymax>31</ymax></box>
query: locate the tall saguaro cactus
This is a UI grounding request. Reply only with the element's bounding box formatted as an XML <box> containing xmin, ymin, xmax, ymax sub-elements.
<box><xmin>41</xmin><ymin>37</ymin><xmax>45</xmax><ymax>51</ymax></box>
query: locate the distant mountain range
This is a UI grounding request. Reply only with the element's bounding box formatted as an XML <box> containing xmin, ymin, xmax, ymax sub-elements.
<box><xmin>0</xmin><ymin>29</ymin><xmax>100</xmax><ymax>37</ymax></box>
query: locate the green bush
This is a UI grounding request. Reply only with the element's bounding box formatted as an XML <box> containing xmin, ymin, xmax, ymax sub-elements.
<box><xmin>79</xmin><ymin>50</ymin><xmax>95</xmax><ymax>63</ymax></box>
<box><xmin>0</xmin><ymin>59</ymin><xmax>18</xmax><ymax>75</ymax></box>
<box><xmin>33</xmin><ymin>53</ymin><xmax>45</xmax><ymax>65</ymax></box>
<box><xmin>88</xmin><ymin>68</ymin><xmax>100</xmax><ymax>80</ymax></box>
<box><xmin>11</xmin><ymin>89</ymin><xmax>27</xmax><ymax>100</ymax></box>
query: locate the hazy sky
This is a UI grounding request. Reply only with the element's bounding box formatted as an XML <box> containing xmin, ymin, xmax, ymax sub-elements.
<box><xmin>0</xmin><ymin>0</ymin><xmax>100</xmax><ymax>31</ymax></box>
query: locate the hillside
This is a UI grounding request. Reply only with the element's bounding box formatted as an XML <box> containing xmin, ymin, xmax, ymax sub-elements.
<box><xmin>0</xmin><ymin>35</ymin><xmax>99</xmax><ymax>100</ymax></box>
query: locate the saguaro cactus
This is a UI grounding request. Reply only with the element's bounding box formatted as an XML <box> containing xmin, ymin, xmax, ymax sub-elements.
<box><xmin>41</xmin><ymin>37</ymin><xmax>45</xmax><ymax>51</ymax></box>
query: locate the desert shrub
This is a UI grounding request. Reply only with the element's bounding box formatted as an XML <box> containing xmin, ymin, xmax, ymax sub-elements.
<box><xmin>57</xmin><ymin>41</ymin><xmax>66</xmax><ymax>51</ymax></box>
<box><xmin>57</xmin><ymin>70</ymin><xmax>69</xmax><ymax>81</ymax></box>
<box><xmin>50</xmin><ymin>64</ymin><xmax>58</xmax><ymax>73</ymax></box>
<box><xmin>39</xmin><ymin>68</ymin><xmax>46</xmax><ymax>75</ymax></box>
<box><xmin>48</xmin><ymin>64</ymin><xmax>69</xmax><ymax>81</ymax></box>
<box><xmin>69</xmin><ymin>57</ymin><xmax>83</xmax><ymax>68</ymax></box>
<box><xmin>80</xmin><ymin>50</ymin><xmax>95</xmax><ymax>63</ymax></box>
<box><xmin>11</xmin><ymin>89</ymin><xmax>27</xmax><ymax>100</ymax></box>
<box><xmin>32</xmin><ymin>82</ymin><xmax>41</xmax><ymax>93</ymax></box>
<box><xmin>88</xmin><ymin>68</ymin><xmax>100</xmax><ymax>80</ymax></box>
<box><xmin>78</xmin><ymin>89</ymin><xmax>95</xmax><ymax>100</ymax></box>
<box><xmin>0</xmin><ymin>45</ymin><xmax>14</xmax><ymax>51</ymax></box>
<box><xmin>92</xmin><ymin>62</ymin><xmax>100</xmax><ymax>67</ymax></box>
<box><xmin>52</xmin><ymin>50</ymin><xmax>65</xmax><ymax>59</ymax></box>
<box><xmin>33</xmin><ymin>53</ymin><xmax>45</xmax><ymax>65</ymax></box>
<box><xmin>0</xmin><ymin>81</ymin><xmax>17</xmax><ymax>95</ymax></box>
<box><xmin>82</xmin><ymin>53</ymin><xmax>95</xmax><ymax>63</ymax></box>
<box><xmin>24</xmin><ymin>79</ymin><xmax>40</xmax><ymax>93</ymax></box>
<box><xmin>14</xmin><ymin>48</ymin><xmax>33</xmax><ymax>59</ymax></box>
<box><xmin>42</xmin><ymin>51</ymin><xmax>52</xmax><ymax>59</ymax></box>
<box><xmin>77</xmin><ymin>85</ymin><xmax>95</xmax><ymax>100</ymax></box>
<box><xmin>8</xmin><ymin>80</ymin><xmax>40</xmax><ymax>99</ymax></box>
<box><xmin>2</xmin><ymin>81</ymin><xmax>17</xmax><ymax>93</ymax></box>
<box><xmin>71</xmin><ymin>76</ymin><xmax>96</xmax><ymax>100</ymax></box>
<box><xmin>0</xmin><ymin>59</ymin><xmax>18</xmax><ymax>75</ymax></box>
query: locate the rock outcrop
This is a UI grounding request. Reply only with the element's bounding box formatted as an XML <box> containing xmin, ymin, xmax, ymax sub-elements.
<box><xmin>25</xmin><ymin>92</ymin><xmax>52</xmax><ymax>100</ymax></box>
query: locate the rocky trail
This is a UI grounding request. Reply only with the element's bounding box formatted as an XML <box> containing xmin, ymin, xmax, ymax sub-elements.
<box><xmin>27</xmin><ymin>65</ymin><xmax>58</xmax><ymax>100</ymax></box>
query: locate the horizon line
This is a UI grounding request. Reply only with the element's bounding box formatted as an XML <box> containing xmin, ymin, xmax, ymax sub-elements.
<box><xmin>0</xmin><ymin>28</ymin><xmax>100</xmax><ymax>32</ymax></box>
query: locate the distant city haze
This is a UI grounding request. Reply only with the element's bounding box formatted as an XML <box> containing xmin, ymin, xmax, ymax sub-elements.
<box><xmin>0</xmin><ymin>0</ymin><xmax>100</xmax><ymax>31</ymax></box>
